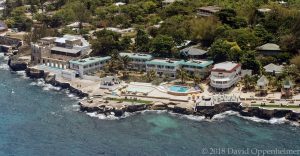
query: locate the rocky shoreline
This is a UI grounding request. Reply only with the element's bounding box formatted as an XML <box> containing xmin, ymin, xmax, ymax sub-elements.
<box><xmin>7</xmin><ymin>61</ymin><xmax>300</xmax><ymax>124</ymax></box>
<box><xmin>79</xmin><ymin>100</ymin><xmax>300</xmax><ymax>123</ymax></box>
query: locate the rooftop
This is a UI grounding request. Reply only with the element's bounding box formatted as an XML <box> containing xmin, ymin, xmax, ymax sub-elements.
<box><xmin>162</xmin><ymin>0</ymin><xmax>181</xmax><ymax>4</ymax></box>
<box><xmin>54</xmin><ymin>34</ymin><xmax>89</xmax><ymax>47</ymax></box>
<box><xmin>283</xmin><ymin>79</ymin><xmax>293</xmax><ymax>88</ymax></box>
<box><xmin>181</xmin><ymin>60</ymin><xmax>213</xmax><ymax>68</ymax></box>
<box><xmin>198</xmin><ymin>6</ymin><xmax>221</xmax><ymax>13</ymax></box>
<box><xmin>212</xmin><ymin>62</ymin><xmax>240</xmax><ymax>72</ymax></box>
<box><xmin>257</xmin><ymin>8</ymin><xmax>272</xmax><ymax>13</ymax></box>
<box><xmin>256</xmin><ymin>43</ymin><xmax>281</xmax><ymax>51</ymax></box>
<box><xmin>119</xmin><ymin>52</ymin><xmax>152</xmax><ymax>60</ymax></box>
<box><xmin>257</xmin><ymin>75</ymin><xmax>269</xmax><ymax>86</ymax></box>
<box><xmin>69</xmin><ymin>56</ymin><xmax>111</xmax><ymax>66</ymax></box>
<box><xmin>180</xmin><ymin>46</ymin><xmax>207</xmax><ymax>56</ymax></box>
<box><xmin>263</xmin><ymin>63</ymin><xmax>283</xmax><ymax>73</ymax></box>
<box><xmin>51</xmin><ymin>46</ymin><xmax>81</xmax><ymax>54</ymax></box>
<box><xmin>146</xmin><ymin>59</ymin><xmax>184</xmax><ymax>67</ymax></box>
<box><xmin>0</xmin><ymin>21</ymin><xmax>7</xmax><ymax>31</ymax></box>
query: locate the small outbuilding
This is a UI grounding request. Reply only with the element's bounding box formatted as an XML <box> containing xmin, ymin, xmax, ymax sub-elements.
<box><xmin>180</xmin><ymin>45</ymin><xmax>208</xmax><ymax>59</ymax></box>
<box><xmin>263</xmin><ymin>63</ymin><xmax>283</xmax><ymax>75</ymax></box>
<box><xmin>256</xmin><ymin>75</ymin><xmax>269</xmax><ymax>96</ymax></box>
<box><xmin>256</xmin><ymin>43</ymin><xmax>281</xmax><ymax>56</ymax></box>
<box><xmin>281</xmin><ymin>79</ymin><xmax>294</xmax><ymax>98</ymax></box>
<box><xmin>100</xmin><ymin>76</ymin><xmax>121</xmax><ymax>91</ymax></box>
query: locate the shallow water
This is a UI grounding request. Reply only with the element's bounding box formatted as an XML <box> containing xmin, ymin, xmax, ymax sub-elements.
<box><xmin>0</xmin><ymin>60</ymin><xmax>300</xmax><ymax>156</ymax></box>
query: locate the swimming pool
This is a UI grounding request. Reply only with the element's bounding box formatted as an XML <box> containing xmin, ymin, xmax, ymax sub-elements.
<box><xmin>169</xmin><ymin>85</ymin><xmax>189</xmax><ymax>93</ymax></box>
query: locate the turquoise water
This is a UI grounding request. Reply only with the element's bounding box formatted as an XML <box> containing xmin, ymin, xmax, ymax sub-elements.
<box><xmin>169</xmin><ymin>85</ymin><xmax>189</xmax><ymax>93</ymax></box>
<box><xmin>1</xmin><ymin>60</ymin><xmax>300</xmax><ymax>156</ymax></box>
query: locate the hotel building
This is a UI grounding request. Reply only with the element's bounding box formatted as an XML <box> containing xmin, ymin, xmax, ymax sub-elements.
<box><xmin>69</xmin><ymin>56</ymin><xmax>111</xmax><ymax>77</ymax></box>
<box><xmin>210</xmin><ymin>62</ymin><xmax>241</xmax><ymax>90</ymax></box>
<box><xmin>31</xmin><ymin>35</ymin><xmax>91</xmax><ymax>69</ymax></box>
<box><xmin>146</xmin><ymin>59</ymin><xmax>184</xmax><ymax>78</ymax></box>
<box><xmin>119</xmin><ymin>52</ymin><xmax>153</xmax><ymax>71</ymax></box>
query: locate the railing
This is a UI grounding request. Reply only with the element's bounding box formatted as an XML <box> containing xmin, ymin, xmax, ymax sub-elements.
<box><xmin>210</xmin><ymin>77</ymin><xmax>240</xmax><ymax>89</ymax></box>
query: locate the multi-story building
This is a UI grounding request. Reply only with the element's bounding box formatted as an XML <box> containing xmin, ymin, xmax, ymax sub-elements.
<box><xmin>119</xmin><ymin>52</ymin><xmax>153</xmax><ymax>71</ymax></box>
<box><xmin>210</xmin><ymin>62</ymin><xmax>241</xmax><ymax>90</ymax></box>
<box><xmin>181</xmin><ymin>60</ymin><xmax>213</xmax><ymax>78</ymax></box>
<box><xmin>69</xmin><ymin>56</ymin><xmax>111</xmax><ymax>77</ymax></box>
<box><xmin>31</xmin><ymin>35</ymin><xmax>91</xmax><ymax>69</ymax></box>
<box><xmin>146</xmin><ymin>59</ymin><xmax>183</xmax><ymax>79</ymax></box>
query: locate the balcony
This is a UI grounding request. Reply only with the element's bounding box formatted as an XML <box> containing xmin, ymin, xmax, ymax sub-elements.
<box><xmin>210</xmin><ymin>76</ymin><xmax>240</xmax><ymax>89</ymax></box>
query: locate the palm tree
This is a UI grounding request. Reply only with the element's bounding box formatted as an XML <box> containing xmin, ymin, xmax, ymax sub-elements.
<box><xmin>121</xmin><ymin>55</ymin><xmax>130</xmax><ymax>70</ymax></box>
<box><xmin>193</xmin><ymin>70</ymin><xmax>202</xmax><ymax>85</ymax></box>
<box><xmin>146</xmin><ymin>70</ymin><xmax>157</xmax><ymax>82</ymax></box>
<box><xmin>177</xmin><ymin>67</ymin><xmax>188</xmax><ymax>84</ymax></box>
<box><xmin>243</xmin><ymin>75</ymin><xmax>256</xmax><ymax>91</ymax></box>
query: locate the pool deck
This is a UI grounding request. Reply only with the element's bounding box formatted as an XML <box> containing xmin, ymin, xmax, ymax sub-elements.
<box><xmin>31</xmin><ymin>65</ymin><xmax>300</xmax><ymax>114</ymax></box>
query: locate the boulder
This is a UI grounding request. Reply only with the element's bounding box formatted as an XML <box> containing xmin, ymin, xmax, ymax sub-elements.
<box><xmin>8</xmin><ymin>57</ymin><xmax>27</xmax><ymax>71</ymax></box>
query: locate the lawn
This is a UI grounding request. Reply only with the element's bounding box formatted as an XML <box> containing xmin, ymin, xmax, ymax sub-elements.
<box><xmin>251</xmin><ymin>104</ymin><xmax>300</xmax><ymax>109</ymax></box>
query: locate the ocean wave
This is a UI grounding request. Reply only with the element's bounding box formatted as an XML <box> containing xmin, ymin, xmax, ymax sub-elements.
<box><xmin>180</xmin><ymin>114</ymin><xmax>206</xmax><ymax>121</ymax></box>
<box><xmin>30</xmin><ymin>79</ymin><xmax>61</xmax><ymax>91</ymax></box>
<box><xmin>238</xmin><ymin>115</ymin><xmax>297</xmax><ymax>126</ymax></box>
<box><xmin>86</xmin><ymin>112</ymin><xmax>120</xmax><ymax>120</ymax></box>
<box><xmin>212</xmin><ymin>111</ymin><xmax>239</xmax><ymax>120</ymax></box>
<box><xmin>0</xmin><ymin>63</ymin><xmax>9</xmax><ymax>70</ymax></box>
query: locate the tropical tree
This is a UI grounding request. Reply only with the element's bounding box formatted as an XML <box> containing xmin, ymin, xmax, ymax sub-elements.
<box><xmin>241</xmin><ymin>51</ymin><xmax>262</xmax><ymax>74</ymax></box>
<box><xmin>145</xmin><ymin>70</ymin><xmax>157</xmax><ymax>82</ymax></box>
<box><xmin>151</xmin><ymin>35</ymin><xmax>175</xmax><ymax>57</ymax></box>
<box><xmin>176</xmin><ymin>67</ymin><xmax>188</xmax><ymax>84</ymax></box>
<box><xmin>242</xmin><ymin>75</ymin><xmax>256</xmax><ymax>91</ymax></box>
<box><xmin>193</xmin><ymin>70</ymin><xmax>202</xmax><ymax>85</ymax></box>
<box><xmin>135</xmin><ymin>29</ymin><xmax>150</xmax><ymax>52</ymax></box>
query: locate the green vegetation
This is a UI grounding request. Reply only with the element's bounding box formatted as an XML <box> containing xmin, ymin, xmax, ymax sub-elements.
<box><xmin>251</xmin><ymin>104</ymin><xmax>300</xmax><ymax>109</ymax></box>
<box><xmin>2</xmin><ymin>0</ymin><xmax>300</xmax><ymax>88</ymax></box>
<box><xmin>105</xmin><ymin>97</ymin><xmax>153</xmax><ymax>104</ymax></box>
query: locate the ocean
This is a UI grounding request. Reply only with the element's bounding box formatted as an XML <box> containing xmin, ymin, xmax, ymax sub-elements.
<box><xmin>0</xmin><ymin>57</ymin><xmax>300</xmax><ymax>156</ymax></box>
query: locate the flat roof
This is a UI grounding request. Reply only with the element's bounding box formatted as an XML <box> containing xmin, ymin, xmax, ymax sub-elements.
<box><xmin>212</xmin><ymin>62</ymin><xmax>240</xmax><ymax>72</ymax></box>
<box><xmin>146</xmin><ymin>59</ymin><xmax>184</xmax><ymax>67</ymax></box>
<box><xmin>69</xmin><ymin>56</ymin><xmax>111</xmax><ymax>66</ymax></box>
<box><xmin>181</xmin><ymin>60</ymin><xmax>213</xmax><ymax>68</ymax></box>
<box><xmin>120</xmin><ymin>52</ymin><xmax>152</xmax><ymax>60</ymax></box>
<box><xmin>51</xmin><ymin>46</ymin><xmax>81</xmax><ymax>54</ymax></box>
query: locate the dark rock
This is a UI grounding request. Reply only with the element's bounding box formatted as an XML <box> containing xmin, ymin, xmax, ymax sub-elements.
<box><xmin>126</xmin><ymin>104</ymin><xmax>147</xmax><ymax>112</ymax></box>
<box><xmin>8</xmin><ymin>57</ymin><xmax>27</xmax><ymax>71</ymax></box>
<box><xmin>173</xmin><ymin>106</ymin><xmax>192</xmax><ymax>115</ymax></box>
<box><xmin>196</xmin><ymin>102</ymin><xmax>243</xmax><ymax>119</ymax></box>
<box><xmin>114</xmin><ymin>109</ymin><xmax>125</xmax><ymax>117</ymax></box>
<box><xmin>25</xmin><ymin>68</ymin><xmax>45</xmax><ymax>79</ymax></box>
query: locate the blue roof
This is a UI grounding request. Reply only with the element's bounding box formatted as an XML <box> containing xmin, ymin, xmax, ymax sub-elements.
<box><xmin>181</xmin><ymin>60</ymin><xmax>213</xmax><ymax>68</ymax></box>
<box><xmin>146</xmin><ymin>59</ymin><xmax>184</xmax><ymax>67</ymax></box>
<box><xmin>69</xmin><ymin>56</ymin><xmax>111</xmax><ymax>66</ymax></box>
<box><xmin>120</xmin><ymin>52</ymin><xmax>152</xmax><ymax>60</ymax></box>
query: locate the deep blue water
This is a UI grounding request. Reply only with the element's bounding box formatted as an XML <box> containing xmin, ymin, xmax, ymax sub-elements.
<box><xmin>0</xmin><ymin>59</ymin><xmax>300</xmax><ymax>156</ymax></box>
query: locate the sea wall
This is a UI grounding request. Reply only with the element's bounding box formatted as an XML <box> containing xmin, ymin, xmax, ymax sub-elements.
<box><xmin>25</xmin><ymin>67</ymin><xmax>88</xmax><ymax>98</ymax></box>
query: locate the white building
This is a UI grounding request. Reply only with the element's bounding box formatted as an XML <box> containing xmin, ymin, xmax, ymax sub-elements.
<box><xmin>31</xmin><ymin>35</ymin><xmax>91</xmax><ymax>69</ymax></box>
<box><xmin>69</xmin><ymin>56</ymin><xmax>111</xmax><ymax>77</ymax></box>
<box><xmin>146</xmin><ymin>59</ymin><xmax>184</xmax><ymax>78</ymax></box>
<box><xmin>119</xmin><ymin>52</ymin><xmax>153</xmax><ymax>71</ymax></box>
<box><xmin>210</xmin><ymin>62</ymin><xmax>241</xmax><ymax>90</ymax></box>
<box><xmin>181</xmin><ymin>60</ymin><xmax>213</xmax><ymax>78</ymax></box>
